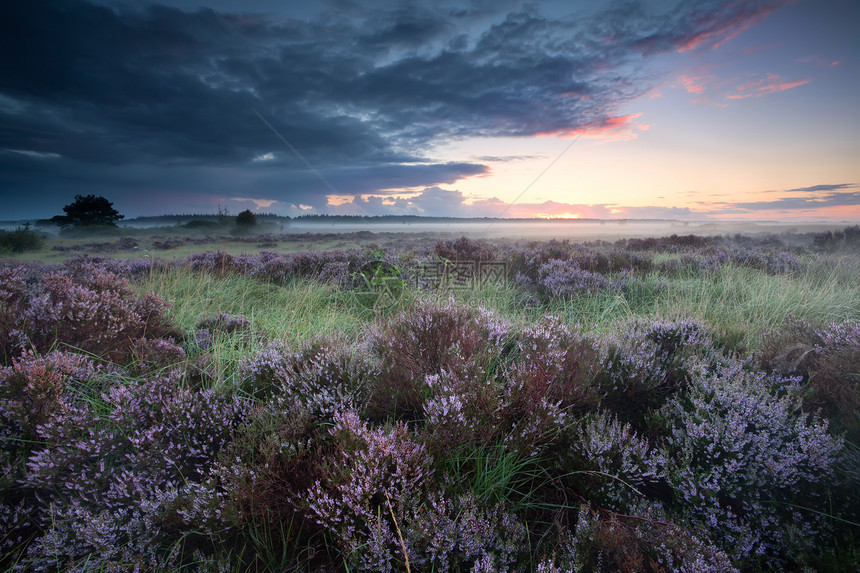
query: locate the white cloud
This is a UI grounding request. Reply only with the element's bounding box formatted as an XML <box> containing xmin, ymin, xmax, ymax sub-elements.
<box><xmin>230</xmin><ymin>197</ymin><xmax>278</xmax><ymax>209</ymax></box>
<box><xmin>3</xmin><ymin>148</ymin><xmax>61</xmax><ymax>159</ymax></box>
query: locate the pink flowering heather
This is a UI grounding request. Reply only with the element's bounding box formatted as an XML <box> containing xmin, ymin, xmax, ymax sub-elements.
<box><xmin>564</xmin><ymin>413</ymin><xmax>668</xmax><ymax>516</ymax></box>
<box><xmin>0</xmin><ymin>266</ymin><xmax>28</xmax><ymax>362</ymax></box>
<box><xmin>303</xmin><ymin>410</ymin><xmax>434</xmax><ymax>570</ymax></box>
<box><xmin>509</xmin><ymin>315</ymin><xmax>602</xmax><ymax>413</ymax></box>
<box><xmin>366</xmin><ymin>298</ymin><xmax>514</xmax><ymax>422</ymax></box>
<box><xmin>433</xmin><ymin>236</ymin><xmax>497</xmax><ymax>262</ymax></box>
<box><xmin>660</xmin><ymin>362</ymin><xmax>842</xmax><ymax>568</ymax></box>
<box><xmin>1</xmin><ymin>262</ymin><xmax>177</xmax><ymax>364</ymax></box>
<box><xmin>128</xmin><ymin>337</ymin><xmax>187</xmax><ymax>372</ymax></box>
<box><xmin>596</xmin><ymin>318</ymin><xmax>725</xmax><ymax>430</ymax></box>
<box><xmin>423</xmin><ymin>316</ymin><xmax>601</xmax><ymax>457</ymax></box>
<box><xmin>238</xmin><ymin>339</ymin><xmax>372</xmax><ymax>420</ymax></box>
<box><xmin>810</xmin><ymin>320</ymin><xmax>860</xmax><ymax>441</ymax></box>
<box><xmin>0</xmin><ymin>351</ymin><xmax>102</xmax><ymax>442</ymax></box>
<box><xmin>303</xmin><ymin>411</ymin><xmax>527</xmax><ymax>572</ymax></box>
<box><xmin>537</xmin><ymin>258</ymin><xmax>610</xmax><ymax>298</ymax></box>
<box><xmin>536</xmin><ymin>504</ymin><xmax>738</xmax><ymax>573</ymax></box>
<box><xmin>195</xmin><ymin>312</ymin><xmax>251</xmax><ymax>334</ymax></box>
<box><xmin>21</xmin><ymin>372</ymin><xmax>251</xmax><ymax>570</ymax></box>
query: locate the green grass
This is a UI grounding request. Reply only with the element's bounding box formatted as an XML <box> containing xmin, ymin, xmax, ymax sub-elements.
<box><xmin>132</xmin><ymin>268</ymin><xmax>376</xmax><ymax>385</ymax></box>
<box><xmin>650</xmin><ymin>261</ymin><xmax>860</xmax><ymax>349</ymax></box>
<box><xmin>138</xmin><ymin>268</ymin><xmax>367</xmax><ymax>341</ymax></box>
<box><xmin>500</xmin><ymin>260</ymin><xmax>860</xmax><ymax>352</ymax></box>
<box><xmin>129</xmin><ymin>252</ymin><xmax>860</xmax><ymax>372</ymax></box>
<box><xmin>438</xmin><ymin>443</ymin><xmax>549</xmax><ymax>512</ymax></box>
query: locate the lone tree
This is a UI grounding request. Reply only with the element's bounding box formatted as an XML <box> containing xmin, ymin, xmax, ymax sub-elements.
<box><xmin>235</xmin><ymin>209</ymin><xmax>257</xmax><ymax>227</ymax></box>
<box><xmin>52</xmin><ymin>195</ymin><xmax>124</xmax><ymax>228</ymax></box>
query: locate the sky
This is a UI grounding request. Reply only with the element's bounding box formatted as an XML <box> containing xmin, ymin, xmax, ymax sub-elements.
<box><xmin>1</xmin><ymin>0</ymin><xmax>859</xmax><ymax>222</ymax></box>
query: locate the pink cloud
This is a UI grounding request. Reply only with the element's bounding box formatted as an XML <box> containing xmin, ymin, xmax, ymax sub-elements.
<box><xmin>676</xmin><ymin>6</ymin><xmax>777</xmax><ymax>53</ymax></box>
<box><xmin>797</xmin><ymin>56</ymin><xmax>841</xmax><ymax>68</ymax></box>
<box><xmin>535</xmin><ymin>113</ymin><xmax>645</xmax><ymax>142</ymax></box>
<box><xmin>743</xmin><ymin>43</ymin><xmax>782</xmax><ymax>56</ymax></box>
<box><xmin>727</xmin><ymin>73</ymin><xmax>809</xmax><ymax>100</ymax></box>
<box><xmin>330</xmin><ymin>189</ymin><xmax>711</xmax><ymax>221</ymax></box>
<box><xmin>679</xmin><ymin>75</ymin><xmax>708</xmax><ymax>95</ymax></box>
<box><xmin>673</xmin><ymin>71</ymin><xmax>723</xmax><ymax>104</ymax></box>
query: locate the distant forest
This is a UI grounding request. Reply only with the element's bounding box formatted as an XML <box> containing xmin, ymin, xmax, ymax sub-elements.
<box><xmin>19</xmin><ymin>213</ymin><xmax>684</xmax><ymax>227</ymax></box>
<box><xmin>125</xmin><ymin>213</ymin><xmax>629</xmax><ymax>223</ymax></box>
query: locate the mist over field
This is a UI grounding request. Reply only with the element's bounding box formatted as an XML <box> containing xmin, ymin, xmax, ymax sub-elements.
<box><xmin>280</xmin><ymin>219</ymin><xmax>852</xmax><ymax>241</ymax></box>
<box><xmin>5</xmin><ymin>217</ymin><xmax>852</xmax><ymax>242</ymax></box>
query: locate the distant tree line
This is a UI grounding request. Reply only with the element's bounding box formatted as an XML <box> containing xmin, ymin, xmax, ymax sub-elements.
<box><xmin>293</xmin><ymin>214</ymin><xmax>500</xmax><ymax>222</ymax></box>
<box><xmin>128</xmin><ymin>212</ymin><xmax>290</xmax><ymax>223</ymax></box>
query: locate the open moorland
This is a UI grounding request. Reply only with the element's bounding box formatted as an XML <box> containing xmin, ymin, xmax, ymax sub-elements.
<box><xmin>2</xmin><ymin>223</ymin><xmax>860</xmax><ymax>572</ymax></box>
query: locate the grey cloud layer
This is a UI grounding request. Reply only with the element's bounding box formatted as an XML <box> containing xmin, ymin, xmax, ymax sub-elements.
<box><xmin>0</xmin><ymin>0</ymin><xmax>786</xmax><ymax>216</ymax></box>
<box><xmin>706</xmin><ymin>184</ymin><xmax>859</xmax><ymax>214</ymax></box>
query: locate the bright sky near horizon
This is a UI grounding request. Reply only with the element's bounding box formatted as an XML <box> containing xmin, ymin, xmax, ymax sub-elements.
<box><xmin>1</xmin><ymin>0</ymin><xmax>858</xmax><ymax>221</ymax></box>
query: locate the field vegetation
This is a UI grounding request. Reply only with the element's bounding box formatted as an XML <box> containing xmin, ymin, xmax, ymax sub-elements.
<box><xmin>2</xmin><ymin>225</ymin><xmax>859</xmax><ymax>571</ymax></box>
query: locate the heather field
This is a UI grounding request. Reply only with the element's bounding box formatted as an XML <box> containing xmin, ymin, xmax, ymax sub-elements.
<box><xmin>2</xmin><ymin>226</ymin><xmax>860</xmax><ymax>572</ymax></box>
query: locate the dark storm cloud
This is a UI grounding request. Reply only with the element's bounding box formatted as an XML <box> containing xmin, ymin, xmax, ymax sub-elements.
<box><xmin>0</xmin><ymin>0</ymin><xmax>402</xmax><ymax>167</ymax></box>
<box><xmin>323</xmin><ymin>162</ymin><xmax>490</xmax><ymax>194</ymax></box>
<box><xmin>0</xmin><ymin>0</ymin><xmax>787</xmax><ymax>216</ymax></box>
<box><xmin>0</xmin><ymin>149</ymin><xmax>487</xmax><ymax>219</ymax></box>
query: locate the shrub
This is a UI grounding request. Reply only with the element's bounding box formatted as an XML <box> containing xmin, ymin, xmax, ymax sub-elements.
<box><xmin>809</xmin><ymin>321</ymin><xmax>860</xmax><ymax>441</ymax></box>
<box><xmin>757</xmin><ymin>320</ymin><xmax>860</xmax><ymax>442</ymax></box>
<box><xmin>186</xmin><ymin>251</ymin><xmax>237</xmax><ymax>276</ymax></box>
<box><xmin>537</xmin><ymin>505</ymin><xmax>738</xmax><ymax>573</ymax></box>
<box><xmin>505</xmin><ymin>239</ymin><xmax>574</xmax><ymax>283</ymax></box>
<box><xmin>421</xmin><ymin>365</ymin><xmax>566</xmax><ymax>458</ymax></box>
<box><xmin>0</xmin><ymin>351</ymin><xmax>109</xmax><ymax>565</ymax></box>
<box><xmin>129</xmin><ymin>337</ymin><xmax>187</xmax><ymax>372</ymax></box>
<box><xmin>596</xmin><ymin>319</ymin><xmax>719</xmax><ymax>429</ymax></box>
<box><xmin>303</xmin><ymin>411</ymin><xmax>527</xmax><ymax>572</ymax></box>
<box><xmin>536</xmin><ymin>259</ymin><xmax>609</xmax><ymax>298</ymax></box>
<box><xmin>0</xmin><ymin>224</ymin><xmax>45</xmax><ymax>254</ymax></box>
<box><xmin>203</xmin><ymin>397</ymin><xmax>324</xmax><ymax>569</ymax></box>
<box><xmin>419</xmin><ymin>317</ymin><xmax>603</xmax><ymax>471</ymax></box>
<box><xmin>0</xmin><ymin>266</ymin><xmax>31</xmax><ymax>362</ymax></box>
<box><xmin>660</xmin><ymin>363</ymin><xmax>842</xmax><ymax>568</ymax></box>
<box><xmin>21</xmin><ymin>372</ymin><xmax>251</xmax><ymax>570</ymax></box>
<box><xmin>0</xmin><ymin>351</ymin><xmax>103</xmax><ymax>444</ymax></box>
<box><xmin>366</xmin><ymin>299</ymin><xmax>514</xmax><ymax>422</ymax></box>
<box><xmin>195</xmin><ymin>312</ymin><xmax>251</xmax><ymax>335</ymax></box>
<box><xmin>238</xmin><ymin>339</ymin><xmax>372</xmax><ymax>420</ymax></box>
<box><xmin>511</xmin><ymin>317</ymin><xmax>602</xmax><ymax>412</ymax></box>
<box><xmin>563</xmin><ymin>413</ymin><xmax>667</xmax><ymax>515</ymax></box>
<box><xmin>0</xmin><ymin>262</ymin><xmax>177</xmax><ymax>364</ymax></box>
<box><xmin>303</xmin><ymin>410</ymin><xmax>434</xmax><ymax>570</ymax></box>
<box><xmin>433</xmin><ymin>236</ymin><xmax>496</xmax><ymax>262</ymax></box>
